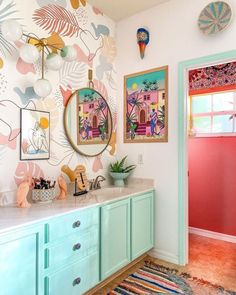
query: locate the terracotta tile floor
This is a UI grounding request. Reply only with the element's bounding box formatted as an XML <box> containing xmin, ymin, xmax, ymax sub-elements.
<box><xmin>186</xmin><ymin>234</ymin><xmax>236</xmax><ymax>291</ymax></box>
<box><xmin>92</xmin><ymin>234</ymin><xmax>236</xmax><ymax>294</ymax></box>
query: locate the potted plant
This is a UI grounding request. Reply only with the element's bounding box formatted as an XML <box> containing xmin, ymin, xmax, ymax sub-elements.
<box><xmin>109</xmin><ymin>156</ymin><xmax>136</xmax><ymax>187</ymax></box>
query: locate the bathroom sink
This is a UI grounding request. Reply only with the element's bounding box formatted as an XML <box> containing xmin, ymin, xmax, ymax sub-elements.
<box><xmin>90</xmin><ymin>187</ymin><xmax>132</xmax><ymax>200</ymax></box>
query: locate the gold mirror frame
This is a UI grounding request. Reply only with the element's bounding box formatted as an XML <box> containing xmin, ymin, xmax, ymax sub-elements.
<box><xmin>63</xmin><ymin>88</ymin><xmax>113</xmax><ymax>157</ymax></box>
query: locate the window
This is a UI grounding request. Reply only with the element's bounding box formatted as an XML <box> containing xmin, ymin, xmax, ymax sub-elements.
<box><xmin>189</xmin><ymin>91</ymin><xmax>236</xmax><ymax>136</ymax></box>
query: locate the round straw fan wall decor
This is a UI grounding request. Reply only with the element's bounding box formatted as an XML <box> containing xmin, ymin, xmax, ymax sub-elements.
<box><xmin>198</xmin><ymin>1</ymin><xmax>233</xmax><ymax>35</ymax></box>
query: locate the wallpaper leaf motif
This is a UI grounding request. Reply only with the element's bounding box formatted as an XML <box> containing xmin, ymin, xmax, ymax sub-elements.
<box><xmin>101</xmin><ymin>36</ymin><xmax>117</xmax><ymax>63</ymax></box>
<box><xmin>36</xmin><ymin>97</ymin><xmax>59</xmax><ymax>131</ymax></box>
<box><xmin>0</xmin><ymin>1</ymin><xmax>18</xmax><ymax>56</ymax></box>
<box><xmin>59</xmin><ymin>61</ymin><xmax>87</xmax><ymax>90</ymax></box>
<box><xmin>33</xmin><ymin>4</ymin><xmax>82</xmax><ymax>37</ymax></box>
<box><xmin>93</xmin><ymin>79</ymin><xmax>108</xmax><ymax>100</ymax></box>
<box><xmin>14</xmin><ymin>162</ymin><xmax>45</xmax><ymax>186</ymax></box>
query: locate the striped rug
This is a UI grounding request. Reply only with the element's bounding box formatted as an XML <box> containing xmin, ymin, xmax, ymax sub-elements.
<box><xmin>109</xmin><ymin>263</ymin><xmax>192</xmax><ymax>295</ymax></box>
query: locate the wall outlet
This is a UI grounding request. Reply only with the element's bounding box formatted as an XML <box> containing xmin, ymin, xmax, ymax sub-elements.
<box><xmin>138</xmin><ymin>154</ymin><xmax>144</xmax><ymax>165</ymax></box>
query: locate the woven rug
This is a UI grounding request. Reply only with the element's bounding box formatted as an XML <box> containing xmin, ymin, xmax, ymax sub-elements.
<box><xmin>108</xmin><ymin>261</ymin><xmax>236</xmax><ymax>295</ymax></box>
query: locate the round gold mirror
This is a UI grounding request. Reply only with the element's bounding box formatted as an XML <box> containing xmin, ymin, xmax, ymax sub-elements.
<box><xmin>64</xmin><ymin>88</ymin><xmax>113</xmax><ymax>157</ymax></box>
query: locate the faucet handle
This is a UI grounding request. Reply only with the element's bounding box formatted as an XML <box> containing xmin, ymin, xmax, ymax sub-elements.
<box><xmin>88</xmin><ymin>179</ymin><xmax>95</xmax><ymax>191</ymax></box>
<box><xmin>96</xmin><ymin>176</ymin><xmax>106</xmax><ymax>189</ymax></box>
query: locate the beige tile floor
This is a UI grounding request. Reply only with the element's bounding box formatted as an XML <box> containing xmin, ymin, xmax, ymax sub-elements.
<box><xmin>92</xmin><ymin>234</ymin><xmax>236</xmax><ymax>294</ymax></box>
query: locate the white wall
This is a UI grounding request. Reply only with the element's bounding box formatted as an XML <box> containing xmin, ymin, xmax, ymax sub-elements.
<box><xmin>116</xmin><ymin>0</ymin><xmax>236</xmax><ymax>263</ymax></box>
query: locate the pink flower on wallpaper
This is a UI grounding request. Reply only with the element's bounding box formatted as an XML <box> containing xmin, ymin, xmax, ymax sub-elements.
<box><xmin>0</xmin><ymin>129</ymin><xmax>19</xmax><ymax>150</ymax></box>
<box><xmin>14</xmin><ymin>162</ymin><xmax>44</xmax><ymax>186</ymax></box>
<box><xmin>15</xmin><ymin>41</ymin><xmax>36</xmax><ymax>75</ymax></box>
<box><xmin>92</xmin><ymin>6</ymin><xmax>103</xmax><ymax>16</ymax></box>
<box><xmin>60</xmin><ymin>85</ymin><xmax>73</xmax><ymax>106</ymax></box>
<box><xmin>92</xmin><ymin>155</ymin><xmax>103</xmax><ymax>173</ymax></box>
<box><xmin>16</xmin><ymin>58</ymin><xmax>36</xmax><ymax>75</ymax></box>
<box><xmin>73</xmin><ymin>44</ymin><xmax>93</xmax><ymax>68</ymax></box>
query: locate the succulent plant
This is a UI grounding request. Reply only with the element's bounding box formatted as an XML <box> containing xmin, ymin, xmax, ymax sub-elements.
<box><xmin>110</xmin><ymin>156</ymin><xmax>136</xmax><ymax>173</ymax></box>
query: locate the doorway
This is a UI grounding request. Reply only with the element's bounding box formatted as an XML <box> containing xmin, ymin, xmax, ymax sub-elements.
<box><xmin>140</xmin><ymin>109</ymin><xmax>146</xmax><ymax>123</ymax></box>
<box><xmin>178</xmin><ymin>50</ymin><xmax>236</xmax><ymax>266</ymax></box>
<box><xmin>93</xmin><ymin>115</ymin><xmax>98</xmax><ymax>128</ymax></box>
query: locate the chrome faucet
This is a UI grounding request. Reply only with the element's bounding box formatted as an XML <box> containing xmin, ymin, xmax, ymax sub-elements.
<box><xmin>89</xmin><ymin>175</ymin><xmax>106</xmax><ymax>190</ymax></box>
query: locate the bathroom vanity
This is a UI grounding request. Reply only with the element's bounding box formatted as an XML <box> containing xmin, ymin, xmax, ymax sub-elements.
<box><xmin>0</xmin><ymin>183</ymin><xmax>154</xmax><ymax>295</ymax></box>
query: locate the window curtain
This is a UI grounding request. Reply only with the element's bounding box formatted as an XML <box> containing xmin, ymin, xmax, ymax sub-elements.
<box><xmin>189</xmin><ymin>62</ymin><xmax>236</xmax><ymax>96</ymax></box>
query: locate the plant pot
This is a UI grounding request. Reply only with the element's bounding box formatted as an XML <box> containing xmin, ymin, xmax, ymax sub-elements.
<box><xmin>109</xmin><ymin>172</ymin><xmax>130</xmax><ymax>187</ymax></box>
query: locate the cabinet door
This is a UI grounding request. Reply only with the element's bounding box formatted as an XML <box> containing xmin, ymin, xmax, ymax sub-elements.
<box><xmin>101</xmin><ymin>198</ymin><xmax>131</xmax><ymax>279</ymax></box>
<box><xmin>131</xmin><ymin>192</ymin><xmax>154</xmax><ymax>260</ymax></box>
<box><xmin>0</xmin><ymin>226</ymin><xmax>43</xmax><ymax>295</ymax></box>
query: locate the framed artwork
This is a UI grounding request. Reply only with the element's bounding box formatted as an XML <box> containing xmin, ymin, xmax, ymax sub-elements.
<box><xmin>20</xmin><ymin>109</ymin><xmax>50</xmax><ymax>160</ymax></box>
<box><xmin>124</xmin><ymin>66</ymin><xmax>168</xmax><ymax>143</ymax></box>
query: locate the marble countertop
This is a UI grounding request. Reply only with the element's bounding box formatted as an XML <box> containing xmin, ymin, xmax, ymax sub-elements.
<box><xmin>0</xmin><ymin>180</ymin><xmax>154</xmax><ymax>234</ymax></box>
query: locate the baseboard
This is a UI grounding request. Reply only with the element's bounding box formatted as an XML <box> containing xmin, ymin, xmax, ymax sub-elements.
<box><xmin>189</xmin><ymin>227</ymin><xmax>236</xmax><ymax>244</ymax></box>
<box><xmin>149</xmin><ymin>248</ymin><xmax>179</xmax><ymax>264</ymax></box>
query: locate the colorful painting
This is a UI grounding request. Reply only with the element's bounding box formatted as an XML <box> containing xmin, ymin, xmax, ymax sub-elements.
<box><xmin>124</xmin><ymin>66</ymin><xmax>168</xmax><ymax>143</ymax></box>
<box><xmin>20</xmin><ymin>109</ymin><xmax>50</xmax><ymax>160</ymax></box>
<box><xmin>77</xmin><ymin>88</ymin><xmax>111</xmax><ymax>145</ymax></box>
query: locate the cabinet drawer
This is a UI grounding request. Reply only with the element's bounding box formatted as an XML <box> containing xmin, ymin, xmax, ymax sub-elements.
<box><xmin>45</xmin><ymin>227</ymin><xmax>99</xmax><ymax>270</ymax></box>
<box><xmin>45</xmin><ymin>252</ymin><xmax>99</xmax><ymax>295</ymax></box>
<box><xmin>46</xmin><ymin>207</ymin><xmax>99</xmax><ymax>243</ymax></box>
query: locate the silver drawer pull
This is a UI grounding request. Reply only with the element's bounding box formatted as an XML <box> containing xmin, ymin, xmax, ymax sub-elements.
<box><xmin>73</xmin><ymin>220</ymin><xmax>81</xmax><ymax>228</ymax></box>
<box><xmin>73</xmin><ymin>277</ymin><xmax>81</xmax><ymax>286</ymax></box>
<box><xmin>73</xmin><ymin>243</ymin><xmax>81</xmax><ymax>251</ymax></box>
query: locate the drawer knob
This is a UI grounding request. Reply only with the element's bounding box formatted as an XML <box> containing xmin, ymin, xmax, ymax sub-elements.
<box><xmin>73</xmin><ymin>220</ymin><xmax>81</xmax><ymax>228</ymax></box>
<box><xmin>73</xmin><ymin>243</ymin><xmax>81</xmax><ymax>251</ymax></box>
<box><xmin>73</xmin><ymin>277</ymin><xmax>81</xmax><ymax>286</ymax></box>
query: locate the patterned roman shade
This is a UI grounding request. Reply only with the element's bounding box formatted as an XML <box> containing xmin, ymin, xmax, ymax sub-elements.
<box><xmin>189</xmin><ymin>62</ymin><xmax>236</xmax><ymax>95</ymax></box>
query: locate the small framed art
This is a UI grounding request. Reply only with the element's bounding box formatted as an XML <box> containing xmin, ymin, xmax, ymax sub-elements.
<box><xmin>124</xmin><ymin>66</ymin><xmax>168</xmax><ymax>143</ymax></box>
<box><xmin>20</xmin><ymin>109</ymin><xmax>50</xmax><ymax>160</ymax></box>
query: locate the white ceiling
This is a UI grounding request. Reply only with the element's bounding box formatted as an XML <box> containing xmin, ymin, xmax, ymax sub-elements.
<box><xmin>88</xmin><ymin>0</ymin><xmax>171</xmax><ymax>21</ymax></box>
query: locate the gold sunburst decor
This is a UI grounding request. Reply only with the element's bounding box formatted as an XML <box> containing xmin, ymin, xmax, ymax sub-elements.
<box><xmin>70</xmin><ymin>0</ymin><xmax>87</xmax><ymax>9</ymax></box>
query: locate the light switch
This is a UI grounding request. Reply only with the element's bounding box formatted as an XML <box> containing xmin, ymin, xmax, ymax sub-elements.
<box><xmin>138</xmin><ymin>154</ymin><xmax>144</xmax><ymax>165</ymax></box>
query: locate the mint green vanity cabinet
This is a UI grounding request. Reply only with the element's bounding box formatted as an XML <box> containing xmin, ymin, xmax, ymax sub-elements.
<box><xmin>131</xmin><ymin>192</ymin><xmax>154</xmax><ymax>260</ymax></box>
<box><xmin>44</xmin><ymin>206</ymin><xmax>100</xmax><ymax>295</ymax></box>
<box><xmin>101</xmin><ymin>198</ymin><xmax>131</xmax><ymax>279</ymax></box>
<box><xmin>0</xmin><ymin>189</ymin><xmax>154</xmax><ymax>295</ymax></box>
<box><xmin>0</xmin><ymin>225</ymin><xmax>44</xmax><ymax>295</ymax></box>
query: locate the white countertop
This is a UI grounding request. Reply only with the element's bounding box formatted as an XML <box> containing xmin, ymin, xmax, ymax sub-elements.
<box><xmin>0</xmin><ymin>182</ymin><xmax>154</xmax><ymax>234</ymax></box>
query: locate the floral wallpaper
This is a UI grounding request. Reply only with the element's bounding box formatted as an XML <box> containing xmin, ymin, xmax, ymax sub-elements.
<box><xmin>0</xmin><ymin>0</ymin><xmax>117</xmax><ymax>201</ymax></box>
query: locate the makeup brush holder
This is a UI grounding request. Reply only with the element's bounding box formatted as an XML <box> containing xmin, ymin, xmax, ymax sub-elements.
<box><xmin>32</xmin><ymin>188</ymin><xmax>56</xmax><ymax>203</ymax></box>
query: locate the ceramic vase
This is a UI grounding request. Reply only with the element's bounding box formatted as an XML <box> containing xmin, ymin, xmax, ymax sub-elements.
<box><xmin>109</xmin><ymin>172</ymin><xmax>130</xmax><ymax>187</ymax></box>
